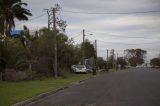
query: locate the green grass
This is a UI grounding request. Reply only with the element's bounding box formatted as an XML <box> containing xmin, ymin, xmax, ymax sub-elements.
<box><xmin>0</xmin><ymin>73</ymin><xmax>92</xmax><ymax>106</ymax></box>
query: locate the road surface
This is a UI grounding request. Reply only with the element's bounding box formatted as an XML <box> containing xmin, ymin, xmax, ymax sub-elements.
<box><xmin>27</xmin><ymin>68</ymin><xmax>160</xmax><ymax>106</ymax></box>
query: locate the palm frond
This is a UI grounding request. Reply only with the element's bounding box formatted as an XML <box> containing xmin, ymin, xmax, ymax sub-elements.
<box><xmin>0</xmin><ymin>0</ymin><xmax>32</xmax><ymax>34</ymax></box>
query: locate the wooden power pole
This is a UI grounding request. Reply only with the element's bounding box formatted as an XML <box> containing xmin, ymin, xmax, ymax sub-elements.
<box><xmin>93</xmin><ymin>40</ymin><xmax>97</xmax><ymax>75</ymax></box>
<box><xmin>45</xmin><ymin>6</ymin><xmax>58</xmax><ymax>78</ymax></box>
<box><xmin>107</xmin><ymin>49</ymin><xmax>109</xmax><ymax>71</ymax></box>
<box><xmin>107</xmin><ymin>49</ymin><xmax>109</xmax><ymax>62</ymax></box>
<box><xmin>82</xmin><ymin>29</ymin><xmax>85</xmax><ymax>64</ymax></box>
<box><xmin>52</xmin><ymin>8</ymin><xmax>58</xmax><ymax>78</ymax></box>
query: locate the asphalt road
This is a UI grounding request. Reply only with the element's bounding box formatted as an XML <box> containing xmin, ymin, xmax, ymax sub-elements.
<box><xmin>27</xmin><ymin>68</ymin><xmax>160</xmax><ymax>106</ymax></box>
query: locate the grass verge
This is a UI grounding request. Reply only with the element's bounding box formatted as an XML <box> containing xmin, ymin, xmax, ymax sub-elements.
<box><xmin>0</xmin><ymin>73</ymin><xmax>92</xmax><ymax>106</ymax></box>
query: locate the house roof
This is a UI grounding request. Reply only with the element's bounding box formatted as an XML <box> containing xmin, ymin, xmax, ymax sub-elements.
<box><xmin>10</xmin><ymin>30</ymin><xmax>23</xmax><ymax>37</ymax></box>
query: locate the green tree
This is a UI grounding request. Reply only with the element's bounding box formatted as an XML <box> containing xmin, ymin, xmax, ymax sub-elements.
<box><xmin>150</xmin><ymin>58</ymin><xmax>160</xmax><ymax>67</ymax></box>
<box><xmin>2</xmin><ymin>38</ymin><xmax>29</xmax><ymax>69</ymax></box>
<box><xmin>26</xmin><ymin>28</ymin><xmax>55</xmax><ymax>76</ymax></box>
<box><xmin>116</xmin><ymin>57</ymin><xmax>127</xmax><ymax>68</ymax></box>
<box><xmin>82</xmin><ymin>39</ymin><xmax>96</xmax><ymax>59</ymax></box>
<box><xmin>30</xmin><ymin>28</ymin><xmax>55</xmax><ymax>58</ymax></box>
<box><xmin>97</xmin><ymin>57</ymin><xmax>106</xmax><ymax>69</ymax></box>
<box><xmin>125</xmin><ymin>49</ymin><xmax>146</xmax><ymax>66</ymax></box>
<box><xmin>30</xmin><ymin>27</ymin><xmax>81</xmax><ymax>76</ymax></box>
<box><xmin>0</xmin><ymin>0</ymin><xmax>32</xmax><ymax>35</ymax></box>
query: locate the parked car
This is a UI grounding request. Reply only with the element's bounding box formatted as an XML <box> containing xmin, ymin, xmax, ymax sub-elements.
<box><xmin>71</xmin><ymin>65</ymin><xmax>76</xmax><ymax>71</ymax></box>
<box><xmin>125</xmin><ymin>65</ymin><xmax>131</xmax><ymax>68</ymax></box>
<box><xmin>136</xmin><ymin>65</ymin><xmax>143</xmax><ymax>68</ymax></box>
<box><xmin>71</xmin><ymin>65</ymin><xmax>87</xmax><ymax>73</ymax></box>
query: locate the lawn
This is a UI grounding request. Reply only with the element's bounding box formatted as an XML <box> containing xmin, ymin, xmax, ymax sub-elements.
<box><xmin>0</xmin><ymin>73</ymin><xmax>92</xmax><ymax>106</ymax></box>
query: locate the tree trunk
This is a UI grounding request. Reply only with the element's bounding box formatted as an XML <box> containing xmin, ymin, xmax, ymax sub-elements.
<box><xmin>29</xmin><ymin>63</ymin><xmax>32</xmax><ymax>80</ymax></box>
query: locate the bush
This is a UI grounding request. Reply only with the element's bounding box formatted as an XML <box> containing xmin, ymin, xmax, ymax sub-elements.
<box><xmin>150</xmin><ymin>58</ymin><xmax>160</xmax><ymax>67</ymax></box>
<box><xmin>5</xmin><ymin>69</ymin><xmax>29</xmax><ymax>81</ymax></box>
<box><xmin>32</xmin><ymin>57</ymin><xmax>52</xmax><ymax>76</ymax></box>
<box><xmin>58</xmin><ymin>68</ymin><xmax>70</xmax><ymax>78</ymax></box>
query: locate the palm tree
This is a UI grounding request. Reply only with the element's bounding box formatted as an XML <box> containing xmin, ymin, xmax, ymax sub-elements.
<box><xmin>0</xmin><ymin>0</ymin><xmax>32</xmax><ymax>36</ymax></box>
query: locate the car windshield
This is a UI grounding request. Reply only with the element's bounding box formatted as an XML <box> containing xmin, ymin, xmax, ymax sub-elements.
<box><xmin>76</xmin><ymin>65</ymin><xmax>85</xmax><ymax>68</ymax></box>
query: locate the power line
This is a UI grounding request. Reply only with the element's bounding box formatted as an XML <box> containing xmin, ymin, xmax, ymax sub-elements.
<box><xmin>16</xmin><ymin>13</ymin><xmax>47</xmax><ymax>26</ymax></box>
<box><xmin>27</xmin><ymin>13</ymin><xmax>47</xmax><ymax>21</ymax></box>
<box><xmin>72</xmin><ymin>34</ymin><xmax>82</xmax><ymax>39</ymax></box>
<box><xmin>86</xmin><ymin>31</ymin><xmax>160</xmax><ymax>39</ymax></box>
<box><xmin>63</xmin><ymin>10</ymin><xmax>160</xmax><ymax>15</ymax></box>
<box><xmin>69</xmin><ymin>31</ymin><xmax>82</xmax><ymax>38</ymax></box>
<box><xmin>97</xmin><ymin>40</ymin><xmax>160</xmax><ymax>45</ymax></box>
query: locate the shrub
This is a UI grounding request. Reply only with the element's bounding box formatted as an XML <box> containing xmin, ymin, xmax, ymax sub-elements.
<box><xmin>58</xmin><ymin>68</ymin><xmax>70</xmax><ymax>78</ymax></box>
<box><xmin>5</xmin><ymin>69</ymin><xmax>29</xmax><ymax>81</ymax></box>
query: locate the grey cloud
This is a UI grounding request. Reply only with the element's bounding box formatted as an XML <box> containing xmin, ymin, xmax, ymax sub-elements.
<box><xmin>20</xmin><ymin>0</ymin><xmax>160</xmax><ymax>60</ymax></box>
<box><xmin>62</xmin><ymin>0</ymin><xmax>160</xmax><ymax>12</ymax></box>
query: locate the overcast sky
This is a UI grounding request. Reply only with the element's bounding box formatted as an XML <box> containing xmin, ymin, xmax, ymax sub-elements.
<box><xmin>17</xmin><ymin>0</ymin><xmax>160</xmax><ymax>61</ymax></box>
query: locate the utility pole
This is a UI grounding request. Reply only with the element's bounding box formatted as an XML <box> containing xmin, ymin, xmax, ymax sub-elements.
<box><xmin>82</xmin><ymin>29</ymin><xmax>85</xmax><ymax>64</ymax></box>
<box><xmin>44</xmin><ymin>9</ymin><xmax>51</xmax><ymax>30</ymax></box>
<box><xmin>53</xmin><ymin>8</ymin><xmax>56</xmax><ymax>30</ymax></box>
<box><xmin>95</xmin><ymin>40</ymin><xmax>97</xmax><ymax>60</ymax></box>
<box><xmin>116</xmin><ymin>53</ymin><xmax>119</xmax><ymax>70</ymax></box>
<box><xmin>107</xmin><ymin>49</ymin><xmax>109</xmax><ymax>62</ymax></box>
<box><xmin>112</xmin><ymin>49</ymin><xmax>114</xmax><ymax>59</ymax></box>
<box><xmin>45</xmin><ymin>6</ymin><xmax>58</xmax><ymax>78</ymax></box>
<box><xmin>113</xmin><ymin>49</ymin><xmax>115</xmax><ymax>69</ymax></box>
<box><xmin>93</xmin><ymin>40</ymin><xmax>97</xmax><ymax>75</ymax></box>
<box><xmin>52</xmin><ymin>7</ymin><xmax>58</xmax><ymax>78</ymax></box>
<box><xmin>107</xmin><ymin>49</ymin><xmax>109</xmax><ymax>71</ymax></box>
<box><xmin>83</xmin><ymin>29</ymin><xmax>85</xmax><ymax>44</ymax></box>
<box><xmin>82</xmin><ymin>29</ymin><xmax>93</xmax><ymax>64</ymax></box>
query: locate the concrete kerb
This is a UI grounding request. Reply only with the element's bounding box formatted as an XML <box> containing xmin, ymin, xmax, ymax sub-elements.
<box><xmin>12</xmin><ymin>76</ymin><xmax>95</xmax><ymax>106</ymax></box>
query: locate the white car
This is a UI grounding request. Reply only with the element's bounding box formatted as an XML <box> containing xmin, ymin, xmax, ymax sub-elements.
<box><xmin>136</xmin><ymin>65</ymin><xmax>143</xmax><ymax>68</ymax></box>
<box><xmin>71</xmin><ymin>65</ymin><xmax>87</xmax><ymax>73</ymax></box>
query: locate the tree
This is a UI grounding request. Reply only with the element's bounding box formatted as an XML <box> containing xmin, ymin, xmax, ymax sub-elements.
<box><xmin>0</xmin><ymin>0</ymin><xmax>32</xmax><ymax>35</ymax></box>
<box><xmin>30</xmin><ymin>27</ymin><xmax>82</xmax><ymax>76</ymax></box>
<box><xmin>0</xmin><ymin>41</ymin><xmax>7</xmax><ymax>80</ymax></box>
<box><xmin>125</xmin><ymin>49</ymin><xmax>146</xmax><ymax>66</ymax></box>
<box><xmin>128</xmin><ymin>57</ymin><xmax>137</xmax><ymax>67</ymax></box>
<box><xmin>97</xmin><ymin>57</ymin><xmax>106</xmax><ymax>69</ymax></box>
<box><xmin>30</xmin><ymin>28</ymin><xmax>55</xmax><ymax>58</ymax></box>
<box><xmin>150</xmin><ymin>58</ymin><xmax>160</xmax><ymax>67</ymax></box>
<box><xmin>82</xmin><ymin>39</ymin><xmax>96</xmax><ymax>59</ymax></box>
<box><xmin>116</xmin><ymin>57</ymin><xmax>127</xmax><ymax>69</ymax></box>
<box><xmin>158</xmin><ymin>54</ymin><xmax>160</xmax><ymax>58</ymax></box>
<box><xmin>31</xmin><ymin>28</ymin><xmax>55</xmax><ymax>75</ymax></box>
<box><xmin>70</xmin><ymin>45</ymin><xmax>83</xmax><ymax>64</ymax></box>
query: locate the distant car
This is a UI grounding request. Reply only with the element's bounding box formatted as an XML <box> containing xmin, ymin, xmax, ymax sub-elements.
<box><xmin>125</xmin><ymin>65</ymin><xmax>131</xmax><ymax>68</ymax></box>
<box><xmin>71</xmin><ymin>65</ymin><xmax>87</xmax><ymax>73</ymax></box>
<box><xmin>136</xmin><ymin>65</ymin><xmax>143</xmax><ymax>68</ymax></box>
